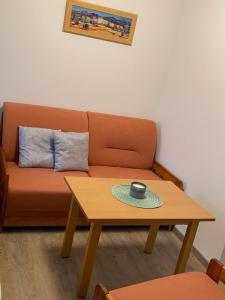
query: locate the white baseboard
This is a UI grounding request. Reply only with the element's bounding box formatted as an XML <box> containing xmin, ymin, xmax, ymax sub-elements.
<box><xmin>221</xmin><ymin>245</ymin><xmax>225</xmax><ymax>264</ymax></box>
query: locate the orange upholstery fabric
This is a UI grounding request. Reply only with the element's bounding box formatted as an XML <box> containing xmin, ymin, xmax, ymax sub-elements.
<box><xmin>110</xmin><ymin>272</ymin><xmax>225</xmax><ymax>300</ymax></box>
<box><xmin>88</xmin><ymin>112</ymin><xmax>157</xmax><ymax>169</ymax></box>
<box><xmin>2</xmin><ymin>102</ymin><xmax>88</xmax><ymax>161</ymax></box>
<box><xmin>88</xmin><ymin>166</ymin><xmax>161</xmax><ymax>180</ymax></box>
<box><xmin>1</xmin><ymin>102</ymin><xmax>160</xmax><ymax>225</ymax></box>
<box><xmin>6</xmin><ymin>162</ymin><xmax>88</xmax><ymax>216</ymax></box>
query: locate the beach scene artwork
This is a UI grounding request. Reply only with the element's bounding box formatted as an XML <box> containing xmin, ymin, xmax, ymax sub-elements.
<box><xmin>64</xmin><ymin>1</ymin><xmax>137</xmax><ymax>45</ymax></box>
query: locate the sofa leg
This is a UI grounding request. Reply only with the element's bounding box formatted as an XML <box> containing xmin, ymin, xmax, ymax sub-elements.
<box><xmin>168</xmin><ymin>225</ymin><xmax>174</xmax><ymax>231</ymax></box>
<box><xmin>0</xmin><ymin>220</ymin><xmax>4</xmax><ymax>232</ymax></box>
<box><xmin>161</xmin><ymin>225</ymin><xmax>174</xmax><ymax>231</ymax></box>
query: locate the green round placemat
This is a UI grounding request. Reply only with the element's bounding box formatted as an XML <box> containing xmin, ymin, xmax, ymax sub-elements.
<box><xmin>112</xmin><ymin>184</ymin><xmax>163</xmax><ymax>209</ymax></box>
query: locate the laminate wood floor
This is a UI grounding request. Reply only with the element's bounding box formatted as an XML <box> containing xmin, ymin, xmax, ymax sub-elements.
<box><xmin>0</xmin><ymin>227</ymin><xmax>205</xmax><ymax>300</ymax></box>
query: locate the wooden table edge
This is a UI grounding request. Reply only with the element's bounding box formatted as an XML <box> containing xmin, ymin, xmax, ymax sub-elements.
<box><xmin>85</xmin><ymin>218</ymin><xmax>215</xmax><ymax>225</ymax></box>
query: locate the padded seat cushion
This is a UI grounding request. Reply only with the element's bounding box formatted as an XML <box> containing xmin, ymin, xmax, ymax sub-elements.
<box><xmin>88</xmin><ymin>166</ymin><xmax>161</xmax><ymax>180</ymax></box>
<box><xmin>110</xmin><ymin>272</ymin><xmax>225</xmax><ymax>300</ymax></box>
<box><xmin>6</xmin><ymin>162</ymin><xmax>88</xmax><ymax>216</ymax></box>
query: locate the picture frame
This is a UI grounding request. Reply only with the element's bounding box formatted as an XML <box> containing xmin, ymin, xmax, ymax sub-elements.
<box><xmin>63</xmin><ymin>0</ymin><xmax>138</xmax><ymax>45</ymax></box>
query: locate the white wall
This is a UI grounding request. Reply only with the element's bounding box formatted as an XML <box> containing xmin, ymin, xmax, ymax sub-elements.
<box><xmin>0</xmin><ymin>0</ymin><xmax>182</xmax><ymax>119</ymax></box>
<box><xmin>156</xmin><ymin>0</ymin><xmax>225</xmax><ymax>260</ymax></box>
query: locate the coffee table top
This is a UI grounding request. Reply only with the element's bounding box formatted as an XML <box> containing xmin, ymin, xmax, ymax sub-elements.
<box><xmin>64</xmin><ymin>177</ymin><xmax>215</xmax><ymax>225</ymax></box>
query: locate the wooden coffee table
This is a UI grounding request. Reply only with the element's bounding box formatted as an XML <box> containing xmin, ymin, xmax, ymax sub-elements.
<box><xmin>61</xmin><ymin>177</ymin><xmax>215</xmax><ymax>298</ymax></box>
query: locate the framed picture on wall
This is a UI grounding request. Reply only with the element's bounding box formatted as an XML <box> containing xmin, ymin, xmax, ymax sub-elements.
<box><xmin>63</xmin><ymin>0</ymin><xmax>138</xmax><ymax>45</ymax></box>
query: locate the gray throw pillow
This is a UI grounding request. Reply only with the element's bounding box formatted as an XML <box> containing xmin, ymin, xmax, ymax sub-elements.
<box><xmin>19</xmin><ymin>126</ymin><xmax>59</xmax><ymax>168</ymax></box>
<box><xmin>54</xmin><ymin>131</ymin><xmax>89</xmax><ymax>171</ymax></box>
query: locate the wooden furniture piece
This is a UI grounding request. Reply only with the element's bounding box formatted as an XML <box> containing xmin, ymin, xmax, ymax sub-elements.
<box><xmin>93</xmin><ymin>258</ymin><xmax>225</xmax><ymax>300</ymax></box>
<box><xmin>61</xmin><ymin>177</ymin><xmax>215</xmax><ymax>298</ymax></box>
<box><xmin>0</xmin><ymin>101</ymin><xmax>183</xmax><ymax>228</ymax></box>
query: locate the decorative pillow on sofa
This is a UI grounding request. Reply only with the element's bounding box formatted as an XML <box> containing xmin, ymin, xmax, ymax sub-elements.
<box><xmin>19</xmin><ymin>126</ymin><xmax>60</xmax><ymax>168</ymax></box>
<box><xmin>54</xmin><ymin>131</ymin><xmax>89</xmax><ymax>171</ymax></box>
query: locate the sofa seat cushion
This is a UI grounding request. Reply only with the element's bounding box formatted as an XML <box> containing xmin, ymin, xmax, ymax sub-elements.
<box><xmin>88</xmin><ymin>166</ymin><xmax>161</xmax><ymax>180</ymax></box>
<box><xmin>110</xmin><ymin>272</ymin><xmax>225</xmax><ymax>300</ymax></box>
<box><xmin>6</xmin><ymin>162</ymin><xmax>88</xmax><ymax>216</ymax></box>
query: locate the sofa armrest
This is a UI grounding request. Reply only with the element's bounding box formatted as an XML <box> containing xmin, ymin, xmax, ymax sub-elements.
<box><xmin>207</xmin><ymin>258</ymin><xmax>225</xmax><ymax>284</ymax></box>
<box><xmin>221</xmin><ymin>266</ymin><xmax>225</xmax><ymax>284</ymax></box>
<box><xmin>0</xmin><ymin>146</ymin><xmax>9</xmax><ymax>221</ymax></box>
<box><xmin>152</xmin><ymin>160</ymin><xmax>183</xmax><ymax>190</ymax></box>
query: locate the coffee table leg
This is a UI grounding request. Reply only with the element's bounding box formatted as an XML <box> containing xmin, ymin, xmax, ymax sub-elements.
<box><xmin>61</xmin><ymin>196</ymin><xmax>80</xmax><ymax>258</ymax></box>
<box><xmin>175</xmin><ymin>221</ymin><xmax>199</xmax><ymax>274</ymax></box>
<box><xmin>77</xmin><ymin>222</ymin><xmax>102</xmax><ymax>298</ymax></box>
<box><xmin>144</xmin><ymin>225</ymin><xmax>159</xmax><ymax>253</ymax></box>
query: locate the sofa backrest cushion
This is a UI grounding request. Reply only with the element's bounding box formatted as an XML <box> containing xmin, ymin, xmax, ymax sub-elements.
<box><xmin>88</xmin><ymin>111</ymin><xmax>157</xmax><ymax>169</ymax></box>
<box><xmin>2</xmin><ymin>102</ymin><xmax>88</xmax><ymax>162</ymax></box>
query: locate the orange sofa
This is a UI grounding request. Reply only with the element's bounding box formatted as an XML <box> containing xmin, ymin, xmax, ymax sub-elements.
<box><xmin>0</xmin><ymin>102</ymin><xmax>183</xmax><ymax>228</ymax></box>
